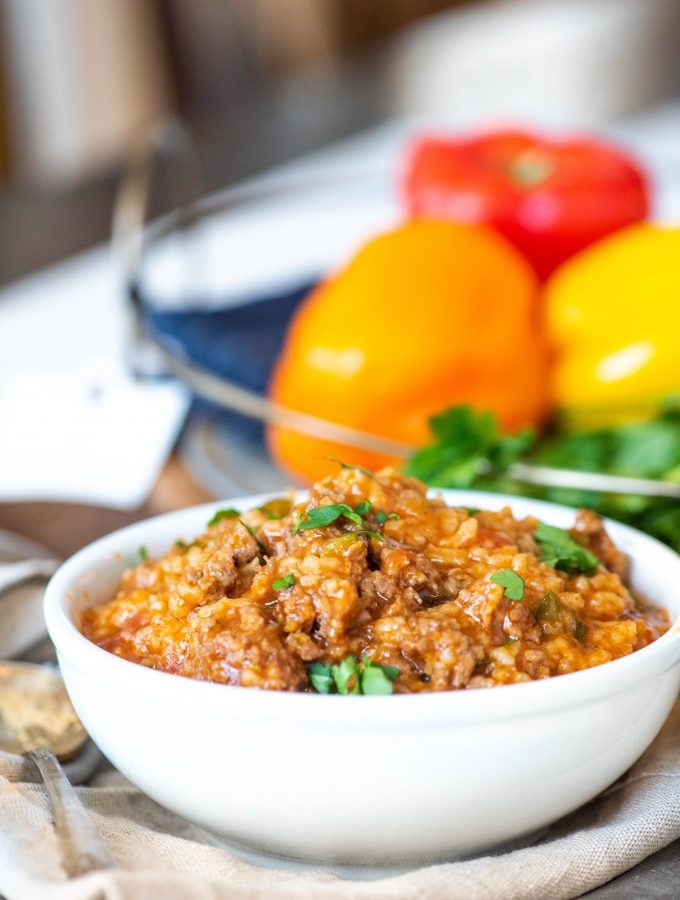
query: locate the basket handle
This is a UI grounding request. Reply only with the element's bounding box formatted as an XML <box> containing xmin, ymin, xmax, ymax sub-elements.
<box><xmin>111</xmin><ymin>118</ymin><xmax>207</xmax><ymax>376</ymax></box>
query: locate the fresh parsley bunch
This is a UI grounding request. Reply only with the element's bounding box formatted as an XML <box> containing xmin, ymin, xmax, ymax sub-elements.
<box><xmin>406</xmin><ymin>406</ymin><xmax>534</xmax><ymax>488</ymax></box>
<box><xmin>405</xmin><ymin>404</ymin><xmax>680</xmax><ymax>554</ymax></box>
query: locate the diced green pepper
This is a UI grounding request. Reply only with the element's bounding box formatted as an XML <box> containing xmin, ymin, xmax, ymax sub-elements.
<box><xmin>259</xmin><ymin>497</ymin><xmax>293</xmax><ymax>519</ymax></box>
<box><xmin>536</xmin><ymin>591</ymin><xmax>587</xmax><ymax>643</ymax></box>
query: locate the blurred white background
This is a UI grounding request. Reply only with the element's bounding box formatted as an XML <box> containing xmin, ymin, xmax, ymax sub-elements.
<box><xmin>2</xmin><ymin>0</ymin><xmax>679</xmax><ymax>282</ymax></box>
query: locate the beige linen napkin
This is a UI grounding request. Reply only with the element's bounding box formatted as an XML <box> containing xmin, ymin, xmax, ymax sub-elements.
<box><xmin>2</xmin><ymin>700</ymin><xmax>680</xmax><ymax>900</ymax></box>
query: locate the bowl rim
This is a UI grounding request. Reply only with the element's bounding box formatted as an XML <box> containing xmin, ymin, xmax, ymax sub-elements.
<box><xmin>45</xmin><ymin>489</ymin><xmax>680</xmax><ymax>728</ymax></box>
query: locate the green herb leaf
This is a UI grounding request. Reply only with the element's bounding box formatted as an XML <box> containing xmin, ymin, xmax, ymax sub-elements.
<box><xmin>138</xmin><ymin>545</ymin><xmax>149</xmax><ymax>561</ymax></box>
<box><xmin>490</xmin><ymin>569</ymin><xmax>525</xmax><ymax>601</ymax></box>
<box><xmin>522</xmin><ymin>409</ymin><xmax>680</xmax><ymax>554</ymax></box>
<box><xmin>404</xmin><ymin>401</ymin><xmax>680</xmax><ymax>559</ymax></box>
<box><xmin>239</xmin><ymin>519</ymin><xmax>266</xmax><ymax>554</ymax></box>
<box><xmin>405</xmin><ymin>405</ymin><xmax>535</xmax><ymax>487</ymax></box>
<box><xmin>307</xmin><ymin>656</ymin><xmax>399</xmax><ymax>695</ymax></box>
<box><xmin>464</xmin><ymin>507</ymin><xmax>481</xmax><ymax>516</ymax></box>
<box><xmin>375</xmin><ymin>510</ymin><xmax>399</xmax><ymax>524</ymax></box>
<box><xmin>293</xmin><ymin>503</ymin><xmax>364</xmax><ymax>535</ymax></box>
<box><xmin>308</xmin><ymin>661</ymin><xmax>334</xmax><ymax>694</ymax></box>
<box><xmin>638</xmin><ymin>504</ymin><xmax>680</xmax><ymax>551</ymax></box>
<box><xmin>356</xmin><ymin>529</ymin><xmax>383</xmax><ymax>542</ymax></box>
<box><xmin>504</xmin><ymin>638</ymin><xmax>518</xmax><ymax>647</ymax></box>
<box><xmin>326</xmin><ymin>457</ymin><xmax>374</xmax><ymax>478</ymax></box>
<box><xmin>207</xmin><ymin>508</ymin><xmax>240</xmax><ymax>527</ymax></box>
<box><xmin>331</xmin><ymin>656</ymin><xmax>361</xmax><ymax>694</ymax></box>
<box><xmin>361</xmin><ymin>659</ymin><xmax>399</xmax><ymax>695</ymax></box>
<box><xmin>375</xmin><ymin>661</ymin><xmax>399</xmax><ymax>681</ymax></box>
<box><xmin>273</xmin><ymin>574</ymin><xmax>295</xmax><ymax>591</ymax></box>
<box><xmin>354</xmin><ymin>500</ymin><xmax>372</xmax><ymax>517</ymax></box>
<box><xmin>534</xmin><ymin>523</ymin><xmax>599</xmax><ymax>575</ymax></box>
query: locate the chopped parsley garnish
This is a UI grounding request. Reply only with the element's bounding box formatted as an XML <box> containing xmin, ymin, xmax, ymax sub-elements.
<box><xmin>207</xmin><ymin>508</ymin><xmax>240</xmax><ymax>527</ymax></box>
<box><xmin>293</xmin><ymin>502</ymin><xmax>393</xmax><ymax>540</ymax></box>
<box><xmin>326</xmin><ymin>457</ymin><xmax>374</xmax><ymax>478</ymax></box>
<box><xmin>308</xmin><ymin>656</ymin><xmax>399</xmax><ymax>695</ymax></box>
<box><xmin>355</xmin><ymin>529</ymin><xmax>383</xmax><ymax>542</ymax></box>
<box><xmin>534</xmin><ymin>523</ymin><xmax>599</xmax><ymax>575</ymax></box>
<box><xmin>239</xmin><ymin>519</ymin><xmax>266</xmax><ymax>554</ymax></box>
<box><xmin>174</xmin><ymin>540</ymin><xmax>189</xmax><ymax>552</ymax></box>
<box><xmin>331</xmin><ymin>656</ymin><xmax>361</xmax><ymax>694</ymax></box>
<box><xmin>360</xmin><ymin>659</ymin><xmax>399</xmax><ymax>695</ymax></box>
<box><xmin>489</xmin><ymin>569</ymin><xmax>525</xmax><ymax>601</ymax></box>
<box><xmin>464</xmin><ymin>507</ymin><xmax>481</xmax><ymax>516</ymax></box>
<box><xmin>375</xmin><ymin>510</ymin><xmax>399</xmax><ymax>524</ymax></box>
<box><xmin>293</xmin><ymin>503</ymin><xmax>364</xmax><ymax>535</ymax></box>
<box><xmin>138</xmin><ymin>545</ymin><xmax>149</xmax><ymax>561</ymax></box>
<box><xmin>272</xmin><ymin>573</ymin><xmax>295</xmax><ymax>591</ymax></box>
<box><xmin>308</xmin><ymin>661</ymin><xmax>334</xmax><ymax>694</ymax></box>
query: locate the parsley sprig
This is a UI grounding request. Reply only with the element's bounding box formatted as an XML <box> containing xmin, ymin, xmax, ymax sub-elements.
<box><xmin>272</xmin><ymin>573</ymin><xmax>295</xmax><ymax>591</ymax></box>
<box><xmin>308</xmin><ymin>656</ymin><xmax>399</xmax><ymax>695</ymax></box>
<box><xmin>405</xmin><ymin>402</ymin><xmax>680</xmax><ymax>558</ymax></box>
<box><xmin>406</xmin><ymin>405</ymin><xmax>533</xmax><ymax>488</ymax></box>
<box><xmin>534</xmin><ymin>523</ymin><xmax>599</xmax><ymax>575</ymax></box>
<box><xmin>293</xmin><ymin>503</ymin><xmax>363</xmax><ymax>534</ymax></box>
<box><xmin>326</xmin><ymin>457</ymin><xmax>374</xmax><ymax>478</ymax></box>
<box><xmin>354</xmin><ymin>528</ymin><xmax>383</xmax><ymax>541</ymax></box>
<box><xmin>375</xmin><ymin>510</ymin><xmax>399</xmax><ymax>524</ymax></box>
<box><xmin>207</xmin><ymin>508</ymin><xmax>240</xmax><ymax>527</ymax></box>
<box><xmin>293</xmin><ymin>499</ymin><xmax>395</xmax><ymax>541</ymax></box>
<box><xmin>490</xmin><ymin>569</ymin><xmax>525</xmax><ymax>600</ymax></box>
<box><xmin>354</xmin><ymin>500</ymin><xmax>372</xmax><ymax>517</ymax></box>
<box><xmin>239</xmin><ymin>519</ymin><xmax>266</xmax><ymax>554</ymax></box>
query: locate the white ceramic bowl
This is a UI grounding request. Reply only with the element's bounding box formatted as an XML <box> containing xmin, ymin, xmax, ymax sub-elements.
<box><xmin>45</xmin><ymin>491</ymin><xmax>680</xmax><ymax>866</ymax></box>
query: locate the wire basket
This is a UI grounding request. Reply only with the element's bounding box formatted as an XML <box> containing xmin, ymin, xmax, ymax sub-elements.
<box><xmin>112</xmin><ymin>119</ymin><xmax>680</xmax><ymax>501</ymax></box>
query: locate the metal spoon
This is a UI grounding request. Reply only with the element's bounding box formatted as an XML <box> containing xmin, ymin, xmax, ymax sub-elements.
<box><xmin>0</xmin><ymin>533</ymin><xmax>59</xmax><ymax>659</ymax></box>
<box><xmin>0</xmin><ymin>661</ymin><xmax>114</xmax><ymax>875</ymax></box>
<box><xmin>0</xmin><ymin>558</ymin><xmax>59</xmax><ymax>595</ymax></box>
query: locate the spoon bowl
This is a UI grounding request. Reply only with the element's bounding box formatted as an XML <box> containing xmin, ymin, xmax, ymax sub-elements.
<box><xmin>0</xmin><ymin>660</ymin><xmax>112</xmax><ymax>874</ymax></box>
<box><xmin>0</xmin><ymin>661</ymin><xmax>88</xmax><ymax>760</ymax></box>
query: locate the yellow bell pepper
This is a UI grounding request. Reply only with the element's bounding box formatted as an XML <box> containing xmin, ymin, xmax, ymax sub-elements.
<box><xmin>545</xmin><ymin>224</ymin><xmax>680</xmax><ymax>429</ymax></box>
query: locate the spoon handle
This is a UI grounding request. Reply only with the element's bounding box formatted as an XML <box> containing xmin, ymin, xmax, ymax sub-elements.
<box><xmin>26</xmin><ymin>748</ymin><xmax>115</xmax><ymax>876</ymax></box>
<box><xmin>0</xmin><ymin>558</ymin><xmax>58</xmax><ymax>596</ymax></box>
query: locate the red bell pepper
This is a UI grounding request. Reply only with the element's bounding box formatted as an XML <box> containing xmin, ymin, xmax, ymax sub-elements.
<box><xmin>403</xmin><ymin>129</ymin><xmax>650</xmax><ymax>279</ymax></box>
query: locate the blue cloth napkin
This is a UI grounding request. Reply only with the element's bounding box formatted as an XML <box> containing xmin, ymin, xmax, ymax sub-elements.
<box><xmin>145</xmin><ymin>280</ymin><xmax>315</xmax><ymax>439</ymax></box>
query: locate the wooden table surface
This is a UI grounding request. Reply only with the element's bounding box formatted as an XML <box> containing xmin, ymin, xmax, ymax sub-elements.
<box><xmin>0</xmin><ymin>456</ymin><xmax>213</xmax><ymax>558</ymax></box>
